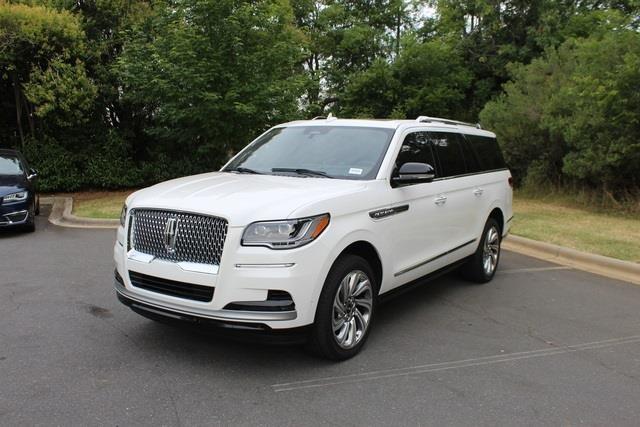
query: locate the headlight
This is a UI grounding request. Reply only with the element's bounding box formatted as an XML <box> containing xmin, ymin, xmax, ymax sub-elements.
<box><xmin>3</xmin><ymin>191</ymin><xmax>28</xmax><ymax>203</ymax></box>
<box><xmin>120</xmin><ymin>204</ymin><xmax>127</xmax><ymax>227</ymax></box>
<box><xmin>242</xmin><ymin>214</ymin><xmax>330</xmax><ymax>249</ymax></box>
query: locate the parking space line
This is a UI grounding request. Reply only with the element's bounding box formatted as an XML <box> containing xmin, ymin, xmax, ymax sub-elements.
<box><xmin>499</xmin><ymin>266</ymin><xmax>572</xmax><ymax>274</ymax></box>
<box><xmin>272</xmin><ymin>335</ymin><xmax>640</xmax><ymax>392</ymax></box>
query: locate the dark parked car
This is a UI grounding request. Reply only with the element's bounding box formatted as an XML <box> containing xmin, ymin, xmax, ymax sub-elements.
<box><xmin>0</xmin><ymin>149</ymin><xmax>39</xmax><ymax>232</ymax></box>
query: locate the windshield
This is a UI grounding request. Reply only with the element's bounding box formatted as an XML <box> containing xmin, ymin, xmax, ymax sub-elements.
<box><xmin>0</xmin><ymin>155</ymin><xmax>24</xmax><ymax>175</ymax></box>
<box><xmin>223</xmin><ymin>126</ymin><xmax>395</xmax><ymax>180</ymax></box>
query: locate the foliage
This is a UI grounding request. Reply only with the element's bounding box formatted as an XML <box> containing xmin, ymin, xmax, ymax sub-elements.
<box><xmin>0</xmin><ymin>0</ymin><xmax>638</xmax><ymax>196</ymax></box>
<box><xmin>340</xmin><ymin>38</ymin><xmax>472</xmax><ymax>119</ymax></box>
<box><xmin>24</xmin><ymin>59</ymin><xmax>97</xmax><ymax>128</ymax></box>
<box><xmin>481</xmin><ymin>26</ymin><xmax>640</xmax><ymax>196</ymax></box>
<box><xmin>117</xmin><ymin>0</ymin><xmax>305</xmax><ymax>170</ymax></box>
<box><xmin>0</xmin><ymin>1</ymin><xmax>87</xmax><ymax>148</ymax></box>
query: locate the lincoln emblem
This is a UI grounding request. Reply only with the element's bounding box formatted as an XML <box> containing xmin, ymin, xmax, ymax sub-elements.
<box><xmin>163</xmin><ymin>217</ymin><xmax>180</xmax><ymax>253</ymax></box>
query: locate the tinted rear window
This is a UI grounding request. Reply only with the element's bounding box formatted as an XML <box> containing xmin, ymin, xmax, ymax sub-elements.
<box><xmin>465</xmin><ymin>135</ymin><xmax>507</xmax><ymax>171</ymax></box>
<box><xmin>460</xmin><ymin>137</ymin><xmax>482</xmax><ymax>173</ymax></box>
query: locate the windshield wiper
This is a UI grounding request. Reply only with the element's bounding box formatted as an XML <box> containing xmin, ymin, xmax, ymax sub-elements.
<box><xmin>228</xmin><ymin>167</ymin><xmax>263</xmax><ymax>175</ymax></box>
<box><xmin>271</xmin><ymin>168</ymin><xmax>334</xmax><ymax>178</ymax></box>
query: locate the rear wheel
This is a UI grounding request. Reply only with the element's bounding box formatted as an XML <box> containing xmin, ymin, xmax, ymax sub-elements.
<box><xmin>308</xmin><ymin>254</ymin><xmax>377</xmax><ymax>360</ymax></box>
<box><xmin>461</xmin><ymin>218</ymin><xmax>501</xmax><ymax>283</ymax></box>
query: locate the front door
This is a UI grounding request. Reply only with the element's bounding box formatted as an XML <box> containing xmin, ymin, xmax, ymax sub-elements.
<box><xmin>383</xmin><ymin>130</ymin><xmax>454</xmax><ymax>288</ymax></box>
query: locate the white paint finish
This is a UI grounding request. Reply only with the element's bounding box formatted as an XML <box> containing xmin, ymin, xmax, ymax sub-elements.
<box><xmin>114</xmin><ymin>118</ymin><xmax>513</xmax><ymax>329</ymax></box>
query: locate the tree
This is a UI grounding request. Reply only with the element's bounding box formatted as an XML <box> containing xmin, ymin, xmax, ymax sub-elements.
<box><xmin>117</xmin><ymin>0</ymin><xmax>306</xmax><ymax>172</ymax></box>
<box><xmin>293</xmin><ymin>0</ymin><xmax>417</xmax><ymax>115</ymax></box>
<box><xmin>427</xmin><ymin>0</ymin><xmax>640</xmax><ymax>118</ymax></box>
<box><xmin>341</xmin><ymin>37</ymin><xmax>472</xmax><ymax>119</ymax></box>
<box><xmin>480</xmin><ymin>24</ymin><xmax>640</xmax><ymax>197</ymax></box>
<box><xmin>0</xmin><ymin>1</ymin><xmax>87</xmax><ymax>148</ymax></box>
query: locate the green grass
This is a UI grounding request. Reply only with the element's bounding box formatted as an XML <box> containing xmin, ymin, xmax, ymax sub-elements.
<box><xmin>72</xmin><ymin>191</ymin><xmax>132</xmax><ymax>220</ymax></box>
<box><xmin>512</xmin><ymin>196</ymin><xmax>640</xmax><ymax>262</ymax></box>
<box><xmin>69</xmin><ymin>190</ymin><xmax>640</xmax><ymax>262</ymax></box>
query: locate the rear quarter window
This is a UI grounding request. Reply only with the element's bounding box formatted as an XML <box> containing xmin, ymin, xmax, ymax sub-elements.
<box><xmin>465</xmin><ymin>134</ymin><xmax>507</xmax><ymax>171</ymax></box>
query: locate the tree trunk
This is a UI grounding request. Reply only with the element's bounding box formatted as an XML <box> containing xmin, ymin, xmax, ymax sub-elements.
<box><xmin>12</xmin><ymin>71</ymin><xmax>25</xmax><ymax>149</ymax></box>
<box><xmin>23</xmin><ymin>92</ymin><xmax>35</xmax><ymax>137</ymax></box>
<box><xmin>395</xmin><ymin>6</ymin><xmax>401</xmax><ymax>58</ymax></box>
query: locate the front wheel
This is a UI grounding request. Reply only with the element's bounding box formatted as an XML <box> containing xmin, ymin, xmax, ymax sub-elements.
<box><xmin>461</xmin><ymin>218</ymin><xmax>501</xmax><ymax>283</ymax></box>
<box><xmin>308</xmin><ymin>254</ymin><xmax>377</xmax><ymax>360</ymax></box>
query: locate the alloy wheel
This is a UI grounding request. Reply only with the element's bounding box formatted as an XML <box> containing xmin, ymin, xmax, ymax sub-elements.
<box><xmin>331</xmin><ymin>270</ymin><xmax>373</xmax><ymax>349</ymax></box>
<box><xmin>482</xmin><ymin>226</ymin><xmax>500</xmax><ymax>276</ymax></box>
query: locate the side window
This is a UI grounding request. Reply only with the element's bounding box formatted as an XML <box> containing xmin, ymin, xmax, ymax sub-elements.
<box><xmin>466</xmin><ymin>134</ymin><xmax>507</xmax><ymax>171</ymax></box>
<box><xmin>394</xmin><ymin>132</ymin><xmax>437</xmax><ymax>173</ymax></box>
<box><xmin>460</xmin><ymin>135</ymin><xmax>482</xmax><ymax>173</ymax></box>
<box><xmin>429</xmin><ymin>132</ymin><xmax>467</xmax><ymax>178</ymax></box>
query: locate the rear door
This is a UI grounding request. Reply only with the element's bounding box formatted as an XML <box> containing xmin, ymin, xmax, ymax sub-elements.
<box><xmin>463</xmin><ymin>133</ymin><xmax>512</xmax><ymax>236</ymax></box>
<box><xmin>428</xmin><ymin>131</ymin><xmax>479</xmax><ymax>256</ymax></box>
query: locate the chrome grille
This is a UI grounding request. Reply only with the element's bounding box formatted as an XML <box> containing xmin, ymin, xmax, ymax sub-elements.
<box><xmin>130</xmin><ymin>209</ymin><xmax>228</xmax><ymax>265</ymax></box>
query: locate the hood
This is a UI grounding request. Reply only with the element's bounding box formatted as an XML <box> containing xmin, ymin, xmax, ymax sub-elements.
<box><xmin>0</xmin><ymin>174</ymin><xmax>27</xmax><ymax>197</ymax></box>
<box><xmin>128</xmin><ymin>172</ymin><xmax>368</xmax><ymax>226</ymax></box>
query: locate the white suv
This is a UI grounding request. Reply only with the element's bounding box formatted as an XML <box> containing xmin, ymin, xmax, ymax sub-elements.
<box><xmin>114</xmin><ymin>116</ymin><xmax>513</xmax><ymax>359</ymax></box>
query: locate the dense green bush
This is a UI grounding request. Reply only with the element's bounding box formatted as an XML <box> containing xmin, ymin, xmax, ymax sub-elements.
<box><xmin>480</xmin><ymin>26</ymin><xmax>640</xmax><ymax>197</ymax></box>
<box><xmin>1</xmin><ymin>1</ymin><xmax>639</xmax><ymax>194</ymax></box>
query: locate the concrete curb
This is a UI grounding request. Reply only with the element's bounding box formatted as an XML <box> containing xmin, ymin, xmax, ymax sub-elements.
<box><xmin>503</xmin><ymin>235</ymin><xmax>640</xmax><ymax>285</ymax></box>
<box><xmin>47</xmin><ymin>196</ymin><xmax>119</xmax><ymax>229</ymax></box>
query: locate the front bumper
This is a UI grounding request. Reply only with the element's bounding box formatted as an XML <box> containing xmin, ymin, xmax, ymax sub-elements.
<box><xmin>114</xmin><ymin>224</ymin><xmax>329</xmax><ymax>330</ymax></box>
<box><xmin>116</xmin><ymin>282</ymin><xmax>310</xmax><ymax>344</ymax></box>
<box><xmin>0</xmin><ymin>198</ymin><xmax>31</xmax><ymax>227</ymax></box>
<box><xmin>114</xmin><ymin>273</ymin><xmax>297</xmax><ymax>322</ymax></box>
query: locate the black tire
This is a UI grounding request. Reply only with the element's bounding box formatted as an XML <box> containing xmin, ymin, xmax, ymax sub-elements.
<box><xmin>23</xmin><ymin>216</ymin><xmax>36</xmax><ymax>233</ymax></box>
<box><xmin>23</xmin><ymin>202</ymin><xmax>36</xmax><ymax>232</ymax></box>
<box><xmin>461</xmin><ymin>218</ymin><xmax>501</xmax><ymax>283</ymax></box>
<box><xmin>307</xmin><ymin>254</ymin><xmax>378</xmax><ymax>360</ymax></box>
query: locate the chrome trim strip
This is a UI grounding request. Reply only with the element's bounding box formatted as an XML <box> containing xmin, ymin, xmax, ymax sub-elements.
<box><xmin>235</xmin><ymin>263</ymin><xmax>295</xmax><ymax>269</ymax></box>
<box><xmin>115</xmin><ymin>280</ymin><xmax>297</xmax><ymax>321</ymax></box>
<box><xmin>177</xmin><ymin>261</ymin><xmax>220</xmax><ymax>275</ymax></box>
<box><xmin>127</xmin><ymin>250</ymin><xmax>220</xmax><ymax>274</ymax></box>
<box><xmin>127</xmin><ymin>249</ymin><xmax>155</xmax><ymax>263</ymax></box>
<box><xmin>394</xmin><ymin>239</ymin><xmax>477</xmax><ymax>277</ymax></box>
<box><xmin>0</xmin><ymin>210</ymin><xmax>29</xmax><ymax>225</ymax></box>
<box><xmin>431</xmin><ymin>168</ymin><xmax>509</xmax><ymax>181</ymax></box>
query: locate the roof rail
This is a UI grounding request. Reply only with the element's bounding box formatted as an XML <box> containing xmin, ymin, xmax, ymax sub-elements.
<box><xmin>416</xmin><ymin>116</ymin><xmax>481</xmax><ymax>129</ymax></box>
<box><xmin>311</xmin><ymin>113</ymin><xmax>337</xmax><ymax>121</ymax></box>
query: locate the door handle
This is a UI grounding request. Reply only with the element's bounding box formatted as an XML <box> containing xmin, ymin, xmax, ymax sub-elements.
<box><xmin>434</xmin><ymin>195</ymin><xmax>447</xmax><ymax>206</ymax></box>
<box><xmin>473</xmin><ymin>188</ymin><xmax>484</xmax><ymax>196</ymax></box>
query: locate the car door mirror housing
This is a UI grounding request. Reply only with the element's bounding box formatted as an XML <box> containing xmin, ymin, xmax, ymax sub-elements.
<box><xmin>392</xmin><ymin>162</ymin><xmax>435</xmax><ymax>186</ymax></box>
<box><xmin>27</xmin><ymin>168</ymin><xmax>38</xmax><ymax>180</ymax></box>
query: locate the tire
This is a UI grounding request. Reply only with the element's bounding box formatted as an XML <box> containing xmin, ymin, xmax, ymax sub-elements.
<box><xmin>461</xmin><ymin>218</ymin><xmax>501</xmax><ymax>283</ymax></box>
<box><xmin>23</xmin><ymin>216</ymin><xmax>36</xmax><ymax>233</ymax></box>
<box><xmin>308</xmin><ymin>254</ymin><xmax>377</xmax><ymax>360</ymax></box>
<box><xmin>35</xmin><ymin>196</ymin><xmax>40</xmax><ymax>216</ymax></box>
<box><xmin>23</xmin><ymin>202</ymin><xmax>36</xmax><ymax>232</ymax></box>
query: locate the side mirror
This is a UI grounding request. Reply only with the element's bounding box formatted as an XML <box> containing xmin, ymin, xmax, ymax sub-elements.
<box><xmin>392</xmin><ymin>162</ymin><xmax>435</xmax><ymax>186</ymax></box>
<box><xmin>27</xmin><ymin>168</ymin><xmax>38</xmax><ymax>180</ymax></box>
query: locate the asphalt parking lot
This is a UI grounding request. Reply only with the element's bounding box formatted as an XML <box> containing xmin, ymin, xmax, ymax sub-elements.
<box><xmin>1</xmin><ymin>207</ymin><xmax>640</xmax><ymax>426</ymax></box>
